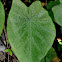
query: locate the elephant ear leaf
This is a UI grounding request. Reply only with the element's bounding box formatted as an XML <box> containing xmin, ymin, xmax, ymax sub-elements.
<box><xmin>52</xmin><ymin>3</ymin><xmax>62</xmax><ymax>26</ymax></box>
<box><xmin>7</xmin><ymin>0</ymin><xmax>56</xmax><ymax>62</ymax></box>
<box><xmin>0</xmin><ymin>1</ymin><xmax>5</xmax><ymax>35</ymax></box>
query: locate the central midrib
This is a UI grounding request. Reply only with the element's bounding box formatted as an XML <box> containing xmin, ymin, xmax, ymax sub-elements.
<box><xmin>27</xmin><ymin>21</ymin><xmax>32</xmax><ymax>62</ymax></box>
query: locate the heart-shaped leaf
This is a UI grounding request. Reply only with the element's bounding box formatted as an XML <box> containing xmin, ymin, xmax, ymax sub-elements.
<box><xmin>52</xmin><ymin>4</ymin><xmax>62</xmax><ymax>26</ymax></box>
<box><xmin>7</xmin><ymin>0</ymin><xmax>56</xmax><ymax>62</ymax></box>
<box><xmin>0</xmin><ymin>1</ymin><xmax>5</xmax><ymax>35</ymax></box>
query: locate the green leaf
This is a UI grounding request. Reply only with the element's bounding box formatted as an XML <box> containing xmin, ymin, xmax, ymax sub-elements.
<box><xmin>41</xmin><ymin>47</ymin><xmax>57</xmax><ymax>62</ymax></box>
<box><xmin>11</xmin><ymin>48</ymin><xmax>13</xmax><ymax>51</ymax></box>
<box><xmin>59</xmin><ymin>42</ymin><xmax>62</xmax><ymax>45</ymax></box>
<box><xmin>5</xmin><ymin>49</ymin><xmax>12</xmax><ymax>56</ymax></box>
<box><xmin>7</xmin><ymin>1</ymin><xmax>56</xmax><ymax>62</ymax></box>
<box><xmin>7</xmin><ymin>40</ymin><xmax>9</xmax><ymax>43</ymax></box>
<box><xmin>52</xmin><ymin>4</ymin><xmax>62</xmax><ymax>26</ymax></box>
<box><xmin>9</xmin><ymin>50</ymin><xmax>12</xmax><ymax>56</ymax></box>
<box><xmin>48</xmin><ymin>10</ymin><xmax>55</xmax><ymax>21</ymax></box>
<box><xmin>60</xmin><ymin>27</ymin><xmax>62</xmax><ymax>34</ymax></box>
<box><xmin>47</xmin><ymin>0</ymin><xmax>60</xmax><ymax>10</ymax></box>
<box><xmin>29</xmin><ymin>0</ymin><xmax>31</xmax><ymax>3</ymax></box>
<box><xmin>0</xmin><ymin>1</ymin><xmax>5</xmax><ymax>36</ymax></box>
<box><xmin>5</xmin><ymin>49</ymin><xmax>10</xmax><ymax>52</ymax></box>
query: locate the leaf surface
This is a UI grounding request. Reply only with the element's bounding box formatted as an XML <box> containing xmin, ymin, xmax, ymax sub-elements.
<box><xmin>7</xmin><ymin>0</ymin><xmax>56</xmax><ymax>62</ymax></box>
<box><xmin>47</xmin><ymin>0</ymin><xmax>60</xmax><ymax>10</ymax></box>
<box><xmin>52</xmin><ymin>4</ymin><xmax>62</xmax><ymax>26</ymax></box>
<box><xmin>0</xmin><ymin>1</ymin><xmax>5</xmax><ymax>35</ymax></box>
